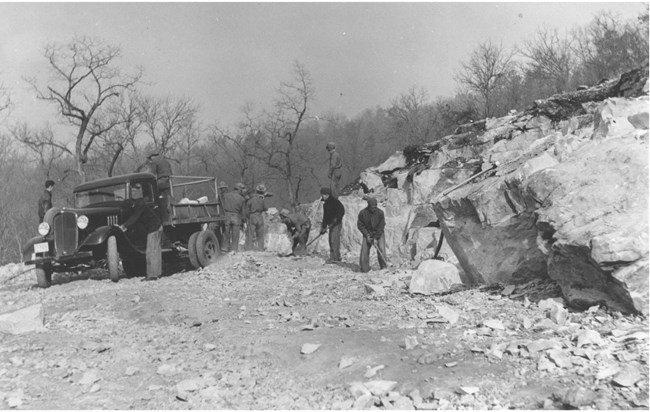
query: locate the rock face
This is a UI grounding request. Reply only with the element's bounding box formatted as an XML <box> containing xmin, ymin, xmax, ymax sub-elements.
<box><xmin>433</xmin><ymin>94</ymin><xmax>649</xmax><ymax>314</ymax></box>
<box><xmin>263</xmin><ymin>66</ymin><xmax>648</xmax><ymax>314</ymax></box>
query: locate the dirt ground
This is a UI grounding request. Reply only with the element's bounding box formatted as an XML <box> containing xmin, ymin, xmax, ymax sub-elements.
<box><xmin>0</xmin><ymin>251</ymin><xmax>647</xmax><ymax>410</ymax></box>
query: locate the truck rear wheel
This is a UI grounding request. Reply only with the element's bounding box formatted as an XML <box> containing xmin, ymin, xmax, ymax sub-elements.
<box><xmin>35</xmin><ymin>267</ymin><xmax>52</xmax><ymax>288</ymax></box>
<box><xmin>196</xmin><ymin>230</ymin><xmax>220</xmax><ymax>267</ymax></box>
<box><xmin>188</xmin><ymin>232</ymin><xmax>200</xmax><ymax>269</ymax></box>
<box><xmin>107</xmin><ymin>236</ymin><xmax>120</xmax><ymax>282</ymax></box>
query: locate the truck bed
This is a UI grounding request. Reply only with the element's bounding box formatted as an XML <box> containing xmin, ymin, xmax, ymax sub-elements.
<box><xmin>170</xmin><ymin>202</ymin><xmax>224</xmax><ymax>224</ymax></box>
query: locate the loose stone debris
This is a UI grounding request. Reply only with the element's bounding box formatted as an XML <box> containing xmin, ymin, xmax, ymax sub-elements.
<box><xmin>0</xmin><ymin>251</ymin><xmax>647</xmax><ymax>409</ymax></box>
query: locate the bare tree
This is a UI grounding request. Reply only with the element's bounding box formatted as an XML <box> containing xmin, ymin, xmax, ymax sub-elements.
<box><xmin>26</xmin><ymin>36</ymin><xmax>142</xmax><ymax>181</ymax></box>
<box><xmin>519</xmin><ymin>27</ymin><xmax>575</xmax><ymax>93</ymax></box>
<box><xmin>572</xmin><ymin>11</ymin><xmax>649</xmax><ymax>83</ymax></box>
<box><xmin>455</xmin><ymin>41</ymin><xmax>515</xmax><ymax>118</ymax></box>
<box><xmin>252</xmin><ymin>61</ymin><xmax>315</xmax><ymax>207</ymax></box>
<box><xmin>208</xmin><ymin>104</ymin><xmax>262</xmax><ymax>183</ymax></box>
<box><xmin>91</xmin><ymin>94</ymin><xmax>143</xmax><ymax>176</ymax></box>
<box><xmin>386</xmin><ymin>86</ymin><xmax>439</xmax><ymax>145</ymax></box>
<box><xmin>137</xmin><ymin>94</ymin><xmax>199</xmax><ymax>155</ymax></box>
<box><xmin>10</xmin><ymin>123</ymin><xmax>73</xmax><ymax>178</ymax></box>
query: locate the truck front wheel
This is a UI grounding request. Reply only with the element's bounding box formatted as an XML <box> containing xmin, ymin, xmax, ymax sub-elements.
<box><xmin>196</xmin><ymin>230</ymin><xmax>220</xmax><ymax>267</ymax></box>
<box><xmin>35</xmin><ymin>267</ymin><xmax>52</xmax><ymax>288</ymax></box>
<box><xmin>107</xmin><ymin>236</ymin><xmax>120</xmax><ymax>282</ymax></box>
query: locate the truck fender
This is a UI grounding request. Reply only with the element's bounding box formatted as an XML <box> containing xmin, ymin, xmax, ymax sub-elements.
<box><xmin>79</xmin><ymin>226</ymin><xmax>144</xmax><ymax>255</ymax></box>
<box><xmin>22</xmin><ymin>236</ymin><xmax>46</xmax><ymax>262</ymax></box>
<box><xmin>78</xmin><ymin>226</ymin><xmax>118</xmax><ymax>248</ymax></box>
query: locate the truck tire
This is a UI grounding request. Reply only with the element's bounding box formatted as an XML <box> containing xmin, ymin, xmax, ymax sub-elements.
<box><xmin>196</xmin><ymin>230</ymin><xmax>220</xmax><ymax>267</ymax></box>
<box><xmin>35</xmin><ymin>267</ymin><xmax>52</xmax><ymax>288</ymax></box>
<box><xmin>188</xmin><ymin>232</ymin><xmax>200</xmax><ymax>269</ymax></box>
<box><xmin>107</xmin><ymin>236</ymin><xmax>120</xmax><ymax>283</ymax></box>
<box><xmin>122</xmin><ymin>254</ymin><xmax>145</xmax><ymax>276</ymax></box>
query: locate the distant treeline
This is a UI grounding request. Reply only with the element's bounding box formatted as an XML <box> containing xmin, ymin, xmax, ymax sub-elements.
<box><xmin>0</xmin><ymin>10</ymin><xmax>646</xmax><ymax>264</ymax></box>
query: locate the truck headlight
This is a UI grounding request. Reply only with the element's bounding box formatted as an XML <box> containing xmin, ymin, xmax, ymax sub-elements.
<box><xmin>38</xmin><ymin>222</ymin><xmax>50</xmax><ymax>236</ymax></box>
<box><xmin>77</xmin><ymin>215</ymin><xmax>89</xmax><ymax>229</ymax></box>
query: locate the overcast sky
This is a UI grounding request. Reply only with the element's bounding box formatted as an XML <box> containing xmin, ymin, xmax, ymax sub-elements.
<box><xmin>0</xmin><ymin>2</ymin><xmax>646</xmax><ymax>132</ymax></box>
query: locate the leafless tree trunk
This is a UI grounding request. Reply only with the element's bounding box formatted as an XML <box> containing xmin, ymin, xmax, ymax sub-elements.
<box><xmin>252</xmin><ymin>61</ymin><xmax>314</xmax><ymax>207</ymax></box>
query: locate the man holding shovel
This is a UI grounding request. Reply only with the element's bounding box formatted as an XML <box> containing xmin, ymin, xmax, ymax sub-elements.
<box><xmin>319</xmin><ymin>187</ymin><xmax>345</xmax><ymax>263</ymax></box>
<box><xmin>279</xmin><ymin>209</ymin><xmax>311</xmax><ymax>256</ymax></box>
<box><xmin>357</xmin><ymin>197</ymin><xmax>387</xmax><ymax>272</ymax></box>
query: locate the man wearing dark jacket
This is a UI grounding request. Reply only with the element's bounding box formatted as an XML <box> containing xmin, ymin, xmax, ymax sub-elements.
<box><xmin>119</xmin><ymin>184</ymin><xmax>162</xmax><ymax>281</ymax></box>
<box><xmin>319</xmin><ymin>187</ymin><xmax>345</xmax><ymax>263</ymax></box>
<box><xmin>357</xmin><ymin>197</ymin><xmax>387</xmax><ymax>272</ymax></box>
<box><xmin>147</xmin><ymin>153</ymin><xmax>173</xmax><ymax>223</ymax></box>
<box><xmin>38</xmin><ymin>180</ymin><xmax>55</xmax><ymax>223</ymax></box>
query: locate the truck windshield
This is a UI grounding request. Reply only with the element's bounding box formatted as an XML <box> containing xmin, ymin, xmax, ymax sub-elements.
<box><xmin>75</xmin><ymin>184</ymin><xmax>127</xmax><ymax>208</ymax></box>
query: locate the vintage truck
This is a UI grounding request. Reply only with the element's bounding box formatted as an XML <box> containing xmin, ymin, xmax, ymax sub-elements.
<box><xmin>22</xmin><ymin>172</ymin><xmax>226</xmax><ymax>288</ymax></box>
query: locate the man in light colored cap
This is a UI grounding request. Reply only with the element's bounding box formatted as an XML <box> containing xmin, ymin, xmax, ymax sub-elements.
<box><xmin>246</xmin><ymin>184</ymin><xmax>268</xmax><ymax>251</ymax></box>
<box><xmin>279</xmin><ymin>208</ymin><xmax>311</xmax><ymax>256</ymax></box>
<box><xmin>356</xmin><ymin>197</ymin><xmax>387</xmax><ymax>272</ymax></box>
<box><xmin>326</xmin><ymin>142</ymin><xmax>343</xmax><ymax>198</ymax></box>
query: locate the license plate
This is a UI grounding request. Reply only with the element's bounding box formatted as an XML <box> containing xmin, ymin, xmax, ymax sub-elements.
<box><xmin>34</xmin><ymin>242</ymin><xmax>49</xmax><ymax>253</ymax></box>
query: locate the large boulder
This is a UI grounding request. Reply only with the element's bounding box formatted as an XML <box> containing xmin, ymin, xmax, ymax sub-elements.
<box><xmin>433</xmin><ymin>94</ymin><xmax>649</xmax><ymax>314</ymax></box>
<box><xmin>0</xmin><ymin>304</ymin><xmax>45</xmax><ymax>335</ymax></box>
<box><xmin>409</xmin><ymin>260</ymin><xmax>462</xmax><ymax>295</ymax></box>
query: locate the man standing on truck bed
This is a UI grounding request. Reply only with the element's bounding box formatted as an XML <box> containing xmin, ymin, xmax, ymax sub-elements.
<box><xmin>222</xmin><ymin>183</ymin><xmax>246</xmax><ymax>252</ymax></box>
<box><xmin>38</xmin><ymin>179</ymin><xmax>55</xmax><ymax>223</ymax></box>
<box><xmin>147</xmin><ymin>153</ymin><xmax>173</xmax><ymax>223</ymax></box>
<box><xmin>119</xmin><ymin>184</ymin><xmax>162</xmax><ymax>281</ymax></box>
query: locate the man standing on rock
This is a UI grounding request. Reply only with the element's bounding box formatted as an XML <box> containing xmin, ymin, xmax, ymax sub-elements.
<box><xmin>319</xmin><ymin>187</ymin><xmax>345</xmax><ymax>263</ymax></box>
<box><xmin>279</xmin><ymin>209</ymin><xmax>311</xmax><ymax>256</ymax></box>
<box><xmin>326</xmin><ymin>142</ymin><xmax>343</xmax><ymax>198</ymax></box>
<box><xmin>222</xmin><ymin>183</ymin><xmax>246</xmax><ymax>252</ymax></box>
<box><xmin>247</xmin><ymin>184</ymin><xmax>268</xmax><ymax>251</ymax></box>
<box><xmin>38</xmin><ymin>179</ymin><xmax>55</xmax><ymax>223</ymax></box>
<box><xmin>357</xmin><ymin>197</ymin><xmax>387</xmax><ymax>272</ymax></box>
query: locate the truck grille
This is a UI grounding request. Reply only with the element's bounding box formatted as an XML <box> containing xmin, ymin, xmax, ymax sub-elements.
<box><xmin>107</xmin><ymin>215</ymin><xmax>118</xmax><ymax>225</ymax></box>
<box><xmin>54</xmin><ymin>212</ymin><xmax>78</xmax><ymax>256</ymax></box>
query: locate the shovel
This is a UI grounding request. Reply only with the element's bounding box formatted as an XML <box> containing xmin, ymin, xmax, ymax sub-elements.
<box><xmin>306</xmin><ymin>231</ymin><xmax>326</xmax><ymax>247</ymax></box>
<box><xmin>372</xmin><ymin>239</ymin><xmax>388</xmax><ymax>265</ymax></box>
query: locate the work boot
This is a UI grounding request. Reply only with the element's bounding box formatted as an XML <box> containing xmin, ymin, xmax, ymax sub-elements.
<box><xmin>142</xmin><ymin>276</ymin><xmax>158</xmax><ymax>282</ymax></box>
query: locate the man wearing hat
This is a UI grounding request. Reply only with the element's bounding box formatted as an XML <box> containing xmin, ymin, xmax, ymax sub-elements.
<box><xmin>319</xmin><ymin>187</ymin><xmax>345</xmax><ymax>263</ymax></box>
<box><xmin>147</xmin><ymin>152</ymin><xmax>173</xmax><ymax>223</ymax></box>
<box><xmin>279</xmin><ymin>208</ymin><xmax>311</xmax><ymax>256</ymax></box>
<box><xmin>38</xmin><ymin>179</ymin><xmax>55</xmax><ymax>223</ymax></box>
<box><xmin>326</xmin><ymin>142</ymin><xmax>343</xmax><ymax>198</ymax></box>
<box><xmin>357</xmin><ymin>197</ymin><xmax>387</xmax><ymax>272</ymax></box>
<box><xmin>246</xmin><ymin>184</ymin><xmax>268</xmax><ymax>251</ymax></box>
<box><xmin>221</xmin><ymin>183</ymin><xmax>246</xmax><ymax>252</ymax></box>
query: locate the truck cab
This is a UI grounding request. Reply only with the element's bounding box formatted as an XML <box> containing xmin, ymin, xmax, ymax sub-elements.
<box><xmin>23</xmin><ymin>173</ymin><xmax>224</xmax><ymax>288</ymax></box>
